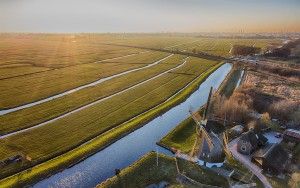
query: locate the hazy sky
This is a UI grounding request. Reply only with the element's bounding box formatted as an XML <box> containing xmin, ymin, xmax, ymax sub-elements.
<box><xmin>0</xmin><ymin>0</ymin><xmax>299</xmax><ymax>33</ymax></box>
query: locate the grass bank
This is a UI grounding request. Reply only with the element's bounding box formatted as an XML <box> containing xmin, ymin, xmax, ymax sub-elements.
<box><xmin>217</xmin><ymin>65</ymin><xmax>243</xmax><ymax>98</ymax></box>
<box><xmin>0</xmin><ymin>62</ymin><xmax>225</xmax><ymax>187</ymax></box>
<box><xmin>98</xmin><ymin>152</ymin><xmax>228</xmax><ymax>188</ymax></box>
<box><xmin>159</xmin><ymin>116</ymin><xmax>198</xmax><ymax>153</ymax></box>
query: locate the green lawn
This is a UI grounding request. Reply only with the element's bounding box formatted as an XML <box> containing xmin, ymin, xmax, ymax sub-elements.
<box><xmin>0</xmin><ymin>57</ymin><xmax>220</xmax><ymax>179</ymax></box>
<box><xmin>98</xmin><ymin>152</ymin><xmax>228</xmax><ymax>188</ymax></box>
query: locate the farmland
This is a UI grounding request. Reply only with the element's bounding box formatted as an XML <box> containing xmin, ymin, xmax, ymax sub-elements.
<box><xmin>0</xmin><ymin>54</ymin><xmax>184</xmax><ymax>134</ymax></box>
<box><xmin>105</xmin><ymin>36</ymin><xmax>281</xmax><ymax>57</ymax></box>
<box><xmin>0</xmin><ymin>34</ymin><xmax>143</xmax><ymax>79</ymax></box>
<box><xmin>0</xmin><ymin>50</ymin><xmax>168</xmax><ymax>109</ymax></box>
<box><xmin>0</xmin><ymin>53</ymin><xmax>220</xmax><ymax>178</ymax></box>
<box><xmin>0</xmin><ymin>34</ymin><xmax>280</xmax><ymax>186</ymax></box>
<box><xmin>167</xmin><ymin>38</ymin><xmax>281</xmax><ymax>57</ymax></box>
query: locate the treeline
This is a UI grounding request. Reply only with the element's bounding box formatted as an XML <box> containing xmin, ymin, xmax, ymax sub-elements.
<box><xmin>212</xmin><ymin>85</ymin><xmax>299</xmax><ymax>129</ymax></box>
<box><xmin>265</xmin><ymin>39</ymin><xmax>300</xmax><ymax>58</ymax></box>
<box><xmin>230</xmin><ymin>45</ymin><xmax>261</xmax><ymax>56</ymax></box>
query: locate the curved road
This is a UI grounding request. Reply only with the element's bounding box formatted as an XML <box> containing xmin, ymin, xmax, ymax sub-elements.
<box><xmin>228</xmin><ymin>138</ymin><xmax>272</xmax><ymax>188</ymax></box>
<box><xmin>0</xmin><ymin>56</ymin><xmax>189</xmax><ymax>139</ymax></box>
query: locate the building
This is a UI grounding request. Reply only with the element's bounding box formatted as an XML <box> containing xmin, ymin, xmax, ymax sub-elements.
<box><xmin>252</xmin><ymin>144</ymin><xmax>289</xmax><ymax>175</ymax></box>
<box><xmin>237</xmin><ymin>130</ymin><xmax>268</xmax><ymax>155</ymax></box>
<box><xmin>283</xmin><ymin>129</ymin><xmax>300</xmax><ymax>143</ymax></box>
<box><xmin>230</xmin><ymin>125</ymin><xmax>244</xmax><ymax>135</ymax></box>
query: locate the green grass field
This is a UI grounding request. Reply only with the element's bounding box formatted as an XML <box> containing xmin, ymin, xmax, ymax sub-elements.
<box><xmin>0</xmin><ymin>62</ymin><xmax>223</xmax><ymax>187</ymax></box>
<box><xmin>0</xmin><ymin>34</ymin><xmax>142</xmax><ymax>68</ymax></box>
<box><xmin>0</xmin><ymin>57</ymin><xmax>220</xmax><ymax>178</ymax></box>
<box><xmin>98</xmin><ymin>152</ymin><xmax>228</xmax><ymax>188</ymax></box>
<box><xmin>0</xmin><ymin>35</ymin><xmax>278</xmax><ymax>110</ymax></box>
<box><xmin>0</xmin><ymin>34</ymin><xmax>146</xmax><ymax>80</ymax></box>
<box><xmin>0</xmin><ymin>51</ymin><xmax>168</xmax><ymax>109</ymax></box>
<box><xmin>0</xmin><ymin>34</ymin><xmax>279</xmax><ymax>186</ymax></box>
<box><xmin>0</xmin><ymin>54</ymin><xmax>185</xmax><ymax>134</ymax></box>
<box><xmin>167</xmin><ymin>38</ymin><xmax>281</xmax><ymax>57</ymax></box>
<box><xmin>102</xmin><ymin>35</ymin><xmax>280</xmax><ymax>57</ymax></box>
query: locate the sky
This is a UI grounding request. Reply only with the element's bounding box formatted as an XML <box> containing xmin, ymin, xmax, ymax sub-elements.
<box><xmin>0</xmin><ymin>0</ymin><xmax>299</xmax><ymax>33</ymax></box>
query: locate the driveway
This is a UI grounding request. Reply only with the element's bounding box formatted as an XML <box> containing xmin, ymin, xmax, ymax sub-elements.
<box><xmin>228</xmin><ymin>138</ymin><xmax>272</xmax><ymax>188</ymax></box>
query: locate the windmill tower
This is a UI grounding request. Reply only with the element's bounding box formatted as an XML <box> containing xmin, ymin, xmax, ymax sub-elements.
<box><xmin>189</xmin><ymin>87</ymin><xmax>225</xmax><ymax>163</ymax></box>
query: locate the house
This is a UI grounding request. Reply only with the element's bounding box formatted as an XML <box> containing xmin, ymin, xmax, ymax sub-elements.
<box><xmin>283</xmin><ymin>129</ymin><xmax>300</xmax><ymax>143</ymax></box>
<box><xmin>237</xmin><ymin>130</ymin><xmax>268</xmax><ymax>155</ymax></box>
<box><xmin>230</xmin><ymin>125</ymin><xmax>244</xmax><ymax>135</ymax></box>
<box><xmin>252</xmin><ymin>144</ymin><xmax>289</xmax><ymax>175</ymax></box>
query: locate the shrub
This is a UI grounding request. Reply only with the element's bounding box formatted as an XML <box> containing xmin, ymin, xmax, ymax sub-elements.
<box><xmin>212</xmin><ymin>88</ymin><xmax>253</xmax><ymax>124</ymax></box>
<box><xmin>269</xmin><ymin>99</ymin><xmax>300</xmax><ymax>122</ymax></box>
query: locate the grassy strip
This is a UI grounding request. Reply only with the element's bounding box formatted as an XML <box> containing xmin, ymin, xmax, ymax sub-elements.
<box><xmin>217</xmin><ymin>66</ymin><xmax>243</xmax><ymax>98</ymax></box>
<box><xmin>98</xmin><ymin>152</ymin><xmax>228</xmax><ymax>188</ymax></box>
<box><xmin>0</xmin><ymin>62</ymin><xmax>224</xmax><ymax>187</ymax></box>
<box><xmin>0</xmin><ymin>55</ymin><xmax>184</xmax><ymax>134</ymax></box>
<box><xmin>0</xmin><ymin>51</ymin><xmax>167</xmax><ymax>109</ymax></box>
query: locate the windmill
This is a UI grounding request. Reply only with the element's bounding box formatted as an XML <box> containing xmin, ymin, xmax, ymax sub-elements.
<box><xmin>188</xmin><ymin>87</ymin><xmax>224</xmax><ymax>163</ymax></box>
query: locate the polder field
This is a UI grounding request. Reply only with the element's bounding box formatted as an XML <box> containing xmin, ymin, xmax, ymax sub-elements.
<box><xmin>0</xmin><ymin>34</ymin><xmax>279</xmax><ymax>184</ymax></box>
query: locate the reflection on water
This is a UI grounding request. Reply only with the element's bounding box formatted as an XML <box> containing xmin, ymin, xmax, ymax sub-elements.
<box><xmin>34</xmin><ymin>63</ymin><xmax>232</xmax><ymax>188</ymax></box>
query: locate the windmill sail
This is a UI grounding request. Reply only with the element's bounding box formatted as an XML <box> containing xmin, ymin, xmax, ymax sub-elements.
<box><xmin>203</xmin><ymin>87</ymin><xmax>213</xmax><ymax>120</ymax></box>
<box><xmin>189</xmin><ymin>109</ymin><xmax>214</xmax><ymax>159</ymax></box>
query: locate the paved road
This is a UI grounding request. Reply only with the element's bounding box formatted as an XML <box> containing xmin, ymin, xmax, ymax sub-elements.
<box><xmin>228</xmin><ymin>138</ymin><xmax>272</xmax><ymax>188</ymax></box>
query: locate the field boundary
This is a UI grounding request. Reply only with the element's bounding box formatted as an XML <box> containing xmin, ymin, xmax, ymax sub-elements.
<box><xmin>0</xmin><ymin>62</ymin><xmax>226</xmax><ymax>188</ymax></box>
